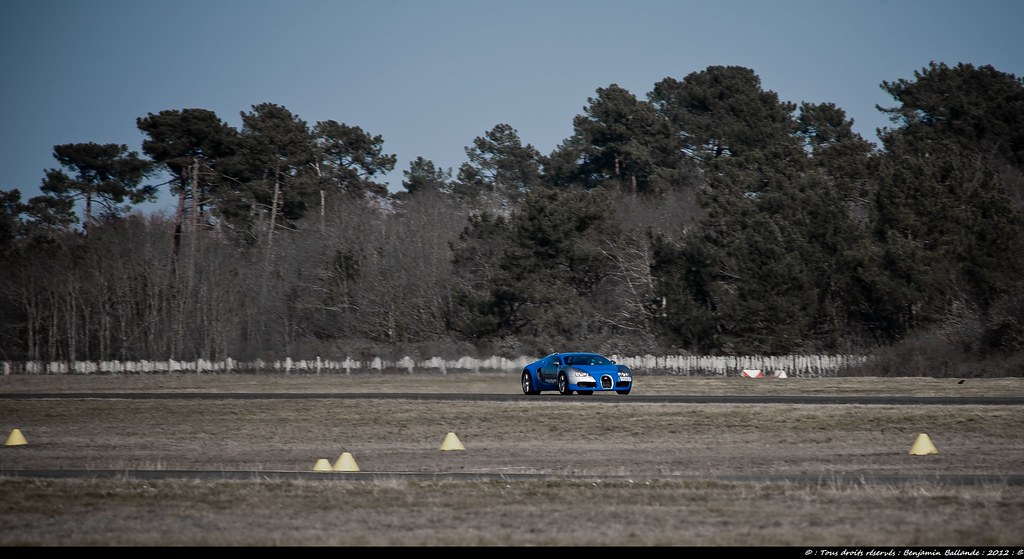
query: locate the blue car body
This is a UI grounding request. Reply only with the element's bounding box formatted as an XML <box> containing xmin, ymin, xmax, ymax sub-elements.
<box><xmin>521</xmin><ymin>352</ymin><xmax>632</xmax><ymax>395</ymax></box>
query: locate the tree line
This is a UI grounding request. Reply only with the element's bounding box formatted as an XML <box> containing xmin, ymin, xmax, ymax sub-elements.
<box><xmin>2</xmin><ymin>62</ymin><xmax>1022</xmax><ymax>372</ymax></box>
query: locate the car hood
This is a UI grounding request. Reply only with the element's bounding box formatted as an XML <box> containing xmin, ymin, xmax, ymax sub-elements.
<box><xmin>568</xmin><ymin>364</ymin><xmax>622</xmax><ymax>375</ymax></box>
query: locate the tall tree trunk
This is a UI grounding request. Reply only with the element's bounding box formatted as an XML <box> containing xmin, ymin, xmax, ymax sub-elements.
<box><xmin>310</xmin><ymin>160</ymin><xmax>325</xmax><ymax>234</ymax></box>
<box><xmin>190</xmin><ymin>158</ymin><xmax>201</xmax><ymax>239</ymax></box>
<box><xmin>48</xmin><ymin>295</ymin><xmax>58</xmax><ymax>362</ymax></box>
<box><xmin>187</xmin><ymin>158</ymin><xmax>201</xmax><ymax>299</ymax></box>
<box><xmin>260</xmin><ymin>171</ymin><xmax>283</xmax><ymax>351</ymax></box>
<box><xmin>84</xmin><ymin>191</ymin><xmax>93</xmax><ymax>235</ymax></box>
<box><xmin>22</xmin><ymin>285</ymin><xmax>39</xmax><ymax>361</ymax></box>
<box><xmin>64</xmin><ymin>283</ymin><xmax>76</xmax><ymax>366</ymax></box>
<box><xmin>173</xmin><ymin>180</ymin><xmax>185</xmax><ymax>260</ymax></box>
<box><xmin>268</xmin><ymin>171</ymin><xmax>281</xmax><ymax>249</ymax></box>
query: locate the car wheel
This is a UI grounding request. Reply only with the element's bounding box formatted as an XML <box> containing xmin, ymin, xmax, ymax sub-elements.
<box><xmin>557</xmin><ymin>373</ymin><xmax>572</xmax><ymax>395</ymax></box>
<box><xmin>616</xmin><ymin>389</ymin><xmax>631</xmax><ymax>395</ymax></box>
<box><xmin>522</xmin><ymin>371</ymin><xmax>539</xmax><ymax>395</ymax></box>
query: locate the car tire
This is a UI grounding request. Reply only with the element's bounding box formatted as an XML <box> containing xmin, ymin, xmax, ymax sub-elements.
<box><xmin>557</xmin><ymin>373</ymin><xmax>572</xmax><ymax>395</ymax></box>
<box><xmin>616</xmin><ymin>389</ymin><xmax>631</xmax><ymax>395</ymax></box>
<box><xmin>522</xmin><ymin>371</ymin><xmax>539</xmax><ymax>395</ymax></box>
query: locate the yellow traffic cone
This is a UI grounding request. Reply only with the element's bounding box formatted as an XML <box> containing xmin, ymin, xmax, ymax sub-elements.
<box><xmin>5</xmin><ymin>429</ymin><xmax>26</xmax><ymax>446</ymax></box>
<box><xmin>909</xmin><ymin>433</ymin><xmax>938</xmax><ymax>455</ymax></box>
<box><xmin>313</xmin><ymin>458</ymin><xmax>333</xmax><ymax>471</ymax></box>
<box><xmin>440</xmin><ymin>431</ymin><xmax>465</xmax><ymax>451</ymax></box>
<box><xmin>333</xmin><ymin>451</ymin><xmax>360</xmax><ymax>472</ymax></box>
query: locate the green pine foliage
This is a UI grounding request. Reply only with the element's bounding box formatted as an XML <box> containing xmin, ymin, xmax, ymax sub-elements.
<box><xmin>1</xmin><ymin>62</ymin><xmax>1022</xmax><ymax>373</ymax></box>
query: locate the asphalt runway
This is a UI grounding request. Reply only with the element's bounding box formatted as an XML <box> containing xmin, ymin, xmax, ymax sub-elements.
<box><xmin>3</xmin><ymin>392</ymin><xmax>1024</xmax><ymax>405</ymax></box>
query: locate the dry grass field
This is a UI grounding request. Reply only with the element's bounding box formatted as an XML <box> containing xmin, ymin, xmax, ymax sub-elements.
<box><xmin>1</xmin><ymin>372</ymin><xmax>1022</xmax><ymax>546</ymax></box>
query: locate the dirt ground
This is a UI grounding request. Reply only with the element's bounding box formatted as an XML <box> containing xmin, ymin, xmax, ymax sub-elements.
<box><xmin>1</xmin><ymin>373</ymin><xmax>1022</xmax><ymax>546</ymax></box>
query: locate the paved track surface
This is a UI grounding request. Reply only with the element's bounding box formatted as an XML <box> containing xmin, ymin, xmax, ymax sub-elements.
<box><xmin>3</xmin><ymin>392</ymin><xmax>1023</xmax><ymax>405</ymax></box>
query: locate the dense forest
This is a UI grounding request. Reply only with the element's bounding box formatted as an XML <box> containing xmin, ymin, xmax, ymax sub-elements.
<box><xmin>2</xmin><ymin>62</ymin><xmax>1022</xmax><ymax>375</ymax></box>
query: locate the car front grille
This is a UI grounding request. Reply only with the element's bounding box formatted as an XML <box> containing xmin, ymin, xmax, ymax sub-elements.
<box><xmin>601</xmin><ymin>375</ymin><xmax>613</xmax><ymax>389</ymax></box>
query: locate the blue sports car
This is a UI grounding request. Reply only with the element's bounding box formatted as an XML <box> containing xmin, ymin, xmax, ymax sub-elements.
<box><xmin>521</xmin><ymin>352</ymin><xmax>632</xmax><ymax>396</ymax></box>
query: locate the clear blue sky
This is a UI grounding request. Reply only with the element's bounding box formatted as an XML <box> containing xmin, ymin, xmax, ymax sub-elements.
<box><xmin>2</xmin><ymin>0</ymin><xmax>1022</xmax><ymax>215</ymax></box>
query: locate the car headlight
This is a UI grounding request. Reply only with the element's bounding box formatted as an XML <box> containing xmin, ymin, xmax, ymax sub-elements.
<box><xmin>571</xmin><ymin>370</ymin><xmax>590</xmax><ymax>378</ymax></box>
<box><xmin>618</xmin><ymin>373</ymin><xmax>632</xmax><ymax>380</ymax></box>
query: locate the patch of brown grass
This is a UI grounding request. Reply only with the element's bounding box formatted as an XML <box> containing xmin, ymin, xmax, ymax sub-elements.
<box><xmin>0</xmin><ymin>478</ymin><xmax>1021</xmax><ymax>546</ymax></box>
<box><xmin>2</xmin><ymin>398</ymin><xmax>1021</xmax><ymax>476</ymax></box>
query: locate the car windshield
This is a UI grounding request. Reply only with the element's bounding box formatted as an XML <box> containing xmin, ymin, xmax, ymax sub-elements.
<box><xmin>564</xmin><ymin>354</ymin><xmax>612</xmax><ymax>366</ymax></box>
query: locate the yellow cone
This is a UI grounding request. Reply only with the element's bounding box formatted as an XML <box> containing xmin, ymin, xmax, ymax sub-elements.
<box><xmin>313</xmin><ymin>458</ymin><xmax>333</xmax><ymax>471</ymax></box>
<box><xmin>909</xmin><ymin>433</ymin><xmax>938</xmax><ymax>455</ymax></box>
<box><xmin>333</xmin><ymin>451</ymin><xmax>360</xmax><ymax>472</ymax></box>
<box><xmin>5</xmin><ymin>429</ymin><xmax>26</xmax><ymax>446</ymax></box>
<box><xmin>440</xmin><ymin>431</ymin><xmax>465</xmax><ymax>451</ymax></box>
